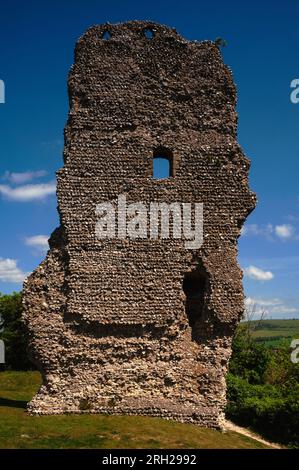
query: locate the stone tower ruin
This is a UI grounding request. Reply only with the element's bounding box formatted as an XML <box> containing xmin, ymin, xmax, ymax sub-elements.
<box><xmin>23</xmin><ymin>21</ymin><xmax>256</xmax><ymax>428</ymax></box>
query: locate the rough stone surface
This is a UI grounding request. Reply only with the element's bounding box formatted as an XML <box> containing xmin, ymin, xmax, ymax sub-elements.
<box><xmin>22</xmin><ymin>21</ymin><xmax>256</xmax><ymax>428</ymax></box>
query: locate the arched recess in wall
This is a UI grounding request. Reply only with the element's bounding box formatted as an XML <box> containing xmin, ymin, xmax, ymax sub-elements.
<box><xmin>183</xmin><ymin>268</ymin><xmax>207</xmax><ymax>340</ymax></box>
<box><xmin>152</xmin><ymin>148</ymin><xmax>174</xmax><ymax>179</ymax></box>
<box><xmin>101</xmin><ymin>30</ymin><xmax>111</xmax><ymax>40</ymax></box>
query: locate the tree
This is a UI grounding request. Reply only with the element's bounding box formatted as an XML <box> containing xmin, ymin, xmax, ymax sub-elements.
<box><xmin>0</xmin><ymin>292</ymin><xmax>33</xmax><ymax>370</ymax></box>
<box><xmin>227</xmin><ymin>300</ymin><xmax>299</xmax><ymax>446</ymax></box>
<box><xmin>229</xmin><ymin>301</ymin><xmax>270</xmax><ymax>383</ymax></box>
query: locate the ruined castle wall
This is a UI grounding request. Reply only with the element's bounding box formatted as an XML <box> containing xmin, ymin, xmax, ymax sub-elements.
<box><xmin>23</xmin><ymin>21</ymin><xmax>255</xmax><ymax>428</ymax></box>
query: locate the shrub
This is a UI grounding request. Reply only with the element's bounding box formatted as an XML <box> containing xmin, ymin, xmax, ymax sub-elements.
<box><xmin>0</xmin><ymin>292</ymin><xmax>34</xmax><ymax>370</ymax></box>
<box><xmin>226</xmin><ymin>329</ymin><xmax>299</xmax><ymax>447</ymax></box>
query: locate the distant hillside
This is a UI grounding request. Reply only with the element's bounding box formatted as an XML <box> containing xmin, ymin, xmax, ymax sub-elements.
<box><xmin>240</xmin><ymin>319</ymin><xmax>299</xmax><ymax>347</ymax></box>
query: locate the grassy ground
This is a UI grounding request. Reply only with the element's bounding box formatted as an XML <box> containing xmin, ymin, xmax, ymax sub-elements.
<box><xmin>241</xmin><ymin>319</ymin><xmax>299</xmax><ymax>347</ymax></box>
<box><xmin>0</xmin><ymin>371</ymin><xmax>270</xmax><ymax>449</ymax></box>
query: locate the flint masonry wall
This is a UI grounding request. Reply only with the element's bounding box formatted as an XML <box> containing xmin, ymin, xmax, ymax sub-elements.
<box><xmin>22</xmin><ymin>21</ymin><xmax>256</xmax><ymax>428</ymax></box>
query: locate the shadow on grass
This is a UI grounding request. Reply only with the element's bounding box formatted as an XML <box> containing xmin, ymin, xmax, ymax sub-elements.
<box><xmin>0</xmin><ymin>397</ymin><xmax>27</xmax><ymax>409</ymax></box>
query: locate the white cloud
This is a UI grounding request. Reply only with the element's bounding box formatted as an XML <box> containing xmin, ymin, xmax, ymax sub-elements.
<box><xmin>241</xmin><ymin>223</ymin><xmax>273</xmax><ymax>238</ymax></box>
<box><xmin>245</xmin><ymin>296</ymin><xmax>299</xmax><ymax>318</ymax></box>
<box><xmin>275</xmin><ymin>224</ymin><xmax>295</xmax><ymax>240</ymax></box>
<box><xmin>242</xmin><ymin>223</ymin><xmax>298</xmax><ymax>241</ymax></box>
<box><xmin>245</xmin><ymin>297</ymin><xmax>281</xmax><ymax>308</ymax></box>
<box><xmin>0</xmin><ymin>181</ymin><xmax>56</xmax><ymax>202</ymax></box>
<box><xmin>0</xmin><ymin>258</ymin><xmax>28</xmax><ymax>283</ymax></box>
<box><xmin>243</xmin><ymin>265</ymin><xmax>274</xmax><ymax>281</ymax></box>
<box><xmin>3</xmin><ymin>170</ymin><xmax>47</xmax><ymax>185</ymax></box>
<box><xmin>25</xmin><ymin>235</ymin><xmax>49</xmax><ymax>253</ymax></box>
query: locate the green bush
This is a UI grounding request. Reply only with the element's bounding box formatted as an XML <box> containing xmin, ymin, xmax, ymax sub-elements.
<box><xmin>0</xmin><ymin>292</ymin><xmax>34</xmax><ymax>370</ymax></box>
<box><xmin>229</xmin><ymin>331</ymin><xmax>271</xmax><ymax>384</ymax></box>
<box><xmin>226</xmin><ymin>328</ymin><xmax>299</xmax><ymax>447</ymax></box>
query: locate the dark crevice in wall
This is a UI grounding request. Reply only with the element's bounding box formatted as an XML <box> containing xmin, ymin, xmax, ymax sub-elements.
<box><xmin>183</xmin><ymin>265</ymin><xmax>209</xmax><ymax>342</ymax></box>
<box><xmin>63</xmin><ymin>313</ymin><xmax>168</xmax><ymax>339</ymax></box>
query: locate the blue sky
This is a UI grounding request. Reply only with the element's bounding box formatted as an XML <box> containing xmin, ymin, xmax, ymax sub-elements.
<box><xmin>0</xmin><ymin>0</ymin><xmax>298</xmax><ymax>319</ymax></box>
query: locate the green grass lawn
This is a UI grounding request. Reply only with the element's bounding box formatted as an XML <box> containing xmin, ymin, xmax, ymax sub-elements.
<box><xmin>0</xmin><ymin>371</ymin><xmax>270</xmax><ymax>449</ymax></box>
